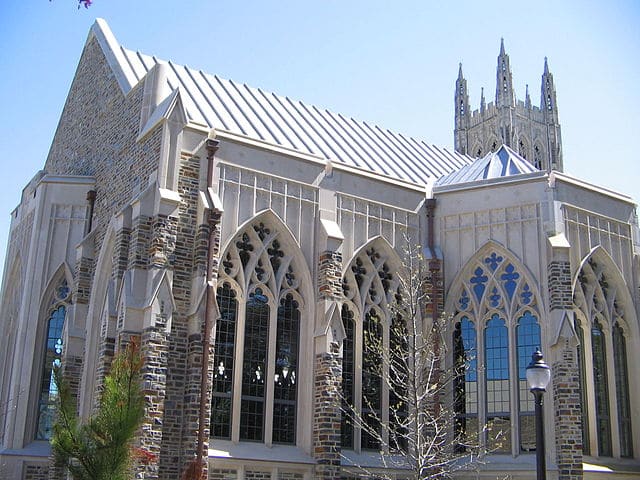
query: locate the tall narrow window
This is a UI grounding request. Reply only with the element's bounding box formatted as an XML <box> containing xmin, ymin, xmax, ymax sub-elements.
<box><xmin>240</xmin><ymin>289</ymin><xmax>270</xmax><ymax>441</ymax></box>
<box><xmin>389</xmin><ymin>312</ymin><xmax>408</xmax><ymax>452</ymax></box>
<box><xmin>591</xmin><ymin>319</ymin><xmax>612</xmax><ymax>456</ymax></box>
<box><xmin>485</xmin><ymin>314</ymin><xmax>510</xmax><ymax>453</ymax></box>
<box><xmin>454</xmin><ymin>316</ymin><xmax>477</xmax><ymax>451</ymax></box>
<box><xmin>341</xmin><ymin>306</ymin><xmax>355</xmax><ymax>448</ymax></box>
<box><xmin>516</xmin><ymin>311</ymin><xmax>540</xmax><ymax>451</ymax></box>
<box><xmin>576</xmin><ymin>324</ymin><xmax>590</xmax><ymax>455</ymax></box>
<box><xmin>272</xmin><ymin>294</ymin><xmax>299</xmax><ymax>444</ymax></box>
<box><xmin>362</xmin><ymin>310</ymin><xmax>382</xmax><ymax>450</ymax></box>
<box><xmin>35</xmin><ymin>305</ymin><xmax>66</xmax><ymax>440</ymax></box>
<box><xmin>211</xmin><ymin>283</ymin><xmax>237</xmax><ymax>439</ymax></box>
<box><xmin>613</xmin><ymin>322</ymin><xmax>633</xmax><ymax>457</ymax></box>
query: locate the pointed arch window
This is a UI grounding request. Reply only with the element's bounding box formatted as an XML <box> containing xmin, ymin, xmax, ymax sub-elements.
<box><xmin>362</xmin><ymin>309</ymin><xmax>383</xmax><ymax>450</ymax></box>
<box><xmin>613</xmin><ymin>322</ymin><xmax>633</xmax><ymax>457</ymax></box>
<box><xmin>35</xmin><ymin>278</ymin><xmax>70</xmax><ymax>440</ymax></box>
<box><xmin>452</xmin><ymin>251</ymin><xmax>541</xmax><ymax>455</ymax></box>
<box><xmin>212</xmin><ymin>221</ymin><xmax>305</xmax><ymax>445</ymax></box>
<box><xmin>454</xmin><ymin>317</ymin><xmax>478</xmax><ymax>450</ymax></box>
<box><xmin>591</xmin><ymin>319</ymin><xmax>612</xmax><ymax>456</ymax></box>
<box><xmin>341</xmin><ymin>245</ymin><xmax>401</xmax><ymax>452</ymax></box>
<box><xmin>341</xmin><ymin>306</ymin><xmax>356</xmax><ymax>448</ymax></box>
<box><xmin>517</xmin><ymin>311</ymin><xmax>541</xmax><ymax>451</ymax></box>
<box><xmin>211</xmin><ymin>283</ymin><xmax>238</xmax><ymax>439</ymax></box>
<box><xmin>574</xmin><ymin>257</ymin><xmax>635</xmax><ymax>458</ymax></box>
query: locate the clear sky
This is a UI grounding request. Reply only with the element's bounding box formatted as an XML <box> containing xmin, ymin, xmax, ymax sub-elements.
<box><xmin>1</xmin><ymin>0</ymin><xmax>639</xmax><ymax>281</ymax></box>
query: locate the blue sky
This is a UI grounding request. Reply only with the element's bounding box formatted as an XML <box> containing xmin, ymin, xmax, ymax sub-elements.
<box><xmin>1</xmin><ymin>0</ymin><xmax>639</xmax><ymax>279</ymax></box>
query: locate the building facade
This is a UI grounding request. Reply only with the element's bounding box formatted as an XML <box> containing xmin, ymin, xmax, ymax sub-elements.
<box><xmin>454</xmin><ymin>39</ymin><xmax>563</xmax><ymax>172</ymax></box>
<box><xmin>0</xmin><ymin>20</ymin><xmax>638</xmax><ymax>480</ymax></box>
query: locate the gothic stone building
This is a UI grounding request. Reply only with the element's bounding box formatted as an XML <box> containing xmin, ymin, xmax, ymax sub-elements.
<box><xmin>1</xmin><ymin>19</ymin><xmax>639</xmax><ymax>480</ymax></box>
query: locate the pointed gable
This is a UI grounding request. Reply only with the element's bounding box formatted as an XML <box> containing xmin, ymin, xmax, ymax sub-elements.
<box><xmin>88</xmin><ymin>19</ymin><xmax>472</xmax><ymax>186</ymax></box>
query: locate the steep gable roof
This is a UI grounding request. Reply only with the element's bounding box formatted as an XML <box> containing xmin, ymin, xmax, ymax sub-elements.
<box><xmin>435</xmin><ymin>144</ymin><xmax>539</xmax><ymax>187</ymax></box>
<box><xmin>88</xmin><ymin>19</ymin><xmax>472</xmax><ymax>186</ymax></box>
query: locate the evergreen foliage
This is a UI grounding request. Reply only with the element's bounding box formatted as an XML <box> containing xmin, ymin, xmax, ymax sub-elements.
<box><xmin>51</xmin><ymin>341</ymin><xmax>146</xmax><ymax>480</ymax></box>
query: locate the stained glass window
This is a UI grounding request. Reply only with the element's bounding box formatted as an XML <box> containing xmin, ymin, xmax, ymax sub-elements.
<box><xmin>240</xmin><ymin>290</ymin><xmax>269</xmax><ymax>441</ymax></box>
<box><xmin>591</xmin><ymin>320</ymin><xmax>612</xmax><ymax>456</ymax></box>
<box><xmin>35</xmin><ymin>305</ymin><xmax>65</xmax><ymax>440</ymax></box>
<box><xmin>454</xmin><ymin>317</ymin><xmax>477</xmax><ymax>451</ymax></box>
<box><xmin>362</xmin><ymin>310</ymin><xmax>382</xmax><ymax>450</ymax></box>
<box><xmin>341</xmin><ymin>306</ymin><xmax>355</xmax><ymax>448</ymax></box>
<box><xmin>516</xmin><ymin>311</ymin><xmax>540</xmax><ymax>452</ymax></box>
<box><xmin>272</xmin><ymin>294</ymin><xmax>299</xmax><ymax>444</ymax></box>
<box><xmin>613</xmin><ymin>322</ymin><xmax>633</xmax><ymax>458</ymax></box>
<box><xmin>485</xmin><ymin>314</ymin><xmax>510</xmax><ymax>453</ymax></box>
<box><xmin>211</xmin><ymin>283</ymin><xmax>237</xmax><ymax>439</ymax></box>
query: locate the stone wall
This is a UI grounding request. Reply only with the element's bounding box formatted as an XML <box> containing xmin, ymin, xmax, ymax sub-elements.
<box><xmin>313</xmin><ymin>346</ymin><xmax>343</xmax><ymax>480</ymax></box>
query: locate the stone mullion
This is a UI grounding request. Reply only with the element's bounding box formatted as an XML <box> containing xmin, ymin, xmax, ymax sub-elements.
<box><xmin>548</xmin><ymin>259</ymin><xmax>583</xmax><ymax>480</ymax></box>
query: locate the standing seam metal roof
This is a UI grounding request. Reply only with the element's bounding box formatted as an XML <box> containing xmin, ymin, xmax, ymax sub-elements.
<box><xmin>98</xmin><ymin>20</ymin><xmax>473</xmax><ymax>186</ymax></box>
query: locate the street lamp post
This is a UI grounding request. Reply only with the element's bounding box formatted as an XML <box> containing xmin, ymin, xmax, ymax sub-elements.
<box><xmin>526</xmin><ymin>348</ymin><xmax>551</xmax><ymax>480</ymax></box>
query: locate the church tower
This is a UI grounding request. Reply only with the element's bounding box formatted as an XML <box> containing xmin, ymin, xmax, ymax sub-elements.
<box><xmin>454</xmin><ymin>40</ymin><xmax>563</xmax><ymax>172</ymax></box>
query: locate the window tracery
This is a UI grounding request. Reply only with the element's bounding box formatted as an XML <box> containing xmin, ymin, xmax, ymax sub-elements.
<box><xmin>452</xmin><ymin>250</ymin><xmax>541</xmax><ymax>454</ymax></box>
<box><xmin>341</xmin><ymin>244</ymin><xmax>401</xmax><ymax>452</ymax></box>
<box><xmin>211</xmin><ymin>220</ymin><xmax>304</xmax><ymax>445</ymax></box>
<box><xmin>573</xmin><ymin>256</ymin><xmax>634</xmax><ymax>458</ymax></box>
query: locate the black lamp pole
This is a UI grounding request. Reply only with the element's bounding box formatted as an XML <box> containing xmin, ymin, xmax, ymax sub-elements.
<box><xmin>526</xmin><ymin>349</ymin><xmax>550</xmax><ymax>480</ymax></box>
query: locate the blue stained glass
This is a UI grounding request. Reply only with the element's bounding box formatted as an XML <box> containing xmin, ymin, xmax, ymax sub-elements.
<box><xmin>484</xmin><ymin>252</ymin><xmax>504</xmax><ymax>271</ymax></box>
<box><xmin>489</xmin><ymin>287</ymin><xmax>501</xmax><ymax>308</ymax></box>
<box><xmin>470</xmin><ymin>267</ymin><xmax>488</xmax><ymax>301</ymax></box>
<box><xmin>485</xmin><ymin>314</ymin><xmax>508</xmax><ymax>380</ymax></box>
<box><xmin>461</xmin><ymin>317</ymin><xmax>477</xmax><ymax>381</ymax></box>
<box><xmin>517</xmin><ymin>312</ymin><xmax>540</xmax><ymax>379</ymax></box>
<box><xmin>459</xmin><ymin>290</ymin><xmax>470</xmax><ymax>311</ymax></box>
<box><xmin>520</xmin><ymin>284</ymin><xmax>533</xmax><ymax>305</ymax></box>
<box><xmin>501</xmin><ymin>263</ymin><xmax>519</xmax><ymax>300</ymax></box>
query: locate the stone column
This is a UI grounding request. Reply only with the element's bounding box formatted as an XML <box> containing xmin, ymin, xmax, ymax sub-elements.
<box><xmin>548</xmin><ymin>236</ymin><xmax>583</xmax><ymax>480</ymax></box>
<box><xmin>313</xmin><ymin>213</ymin><xmax>345</xmax><ymax>480</ymax></box>
<box><xmin>138</xmin><ymin>318</ymin><xmax>169</xmax><ymax>480</ymax></box>
<box><xmin>313</xmin><ymin>343</ymin><xmax>343</xmax><ymax>480</ymax></box>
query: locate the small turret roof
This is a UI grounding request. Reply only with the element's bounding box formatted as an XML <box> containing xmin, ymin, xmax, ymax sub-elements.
<box><xmin>435</xmin><ymin>144</ymin><xmax>539</xmax><ymax>187</ymax></box>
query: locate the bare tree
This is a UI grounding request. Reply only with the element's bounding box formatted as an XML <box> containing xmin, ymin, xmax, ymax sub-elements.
<box><xmin>340</xmin><ymin>241</ymin><xmax>480</xmax><ymax>480</ymax></box>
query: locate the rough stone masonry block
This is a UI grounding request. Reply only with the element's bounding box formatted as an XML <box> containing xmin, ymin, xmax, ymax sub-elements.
<box><xmin>552</xmin><ymin>345</ymin><xmax>583</xmax><ymax>480</ymax></box>
<box><xmin>313</xmin><ymin>348</ymin><xmax>343</xmax><ymax>480</ymax></box>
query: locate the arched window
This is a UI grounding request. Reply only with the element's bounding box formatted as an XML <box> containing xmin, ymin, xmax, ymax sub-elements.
<box><xmin>211</xmin><ymin>220</ymin><xmax>306</xmax><ymax>445</ymax></box>
<box><xmin>362</xmin><ymin>310</ymin><xmax>383</xmax><ymax>450</ymax></box>
<box><xmin>485</xmin><ymin>314</ymin><xmax>510</xmax><ymax>453</ymax></box>
<box><xmin>35</xmin><ymin>278</ymin><xmax>70</xmax><ymax>440</ymax></box>
<box><xmin>211</xmin><ymin>283</ymin><xmax>238</xmax><ymax>439</ymax></box>
<box><xmin>533</xmin><ymin>145</ymin><xmax>543</xmax><ymax>170</ymax></box>
<box><xmin>241</xmin><ymin>289</ymin><xmax>270</xmax><ymax>441</ymax></box>
<box><xmin>591</xmin><ymin>319</ymin><xmax>612</xmax><ymax>456</ymax></box>
<box><xmin>613</xmin><ymin>322</ymin><xmax>633</xmax><ymax>457</ymax></box>
<box><xmin>454</xmin><ymin>317</ymin><xmax>477</xmax><ymax>450</ymax></box>
<box><xmin>341</xmin><ymin>306</ymin><xmax>356</xmax><ymax>448</ymax></box>
<box><xmin>517</xmin><ymin>311</ymin><xmax>541</xmax><ymax>452</ymax></box>
<box><xmin>341</xmin><ymin>244</ymin><xmax>401</xmax><ymax>452</ymax></box>
<box><xmin>451</xmin><ymin>250</ymin><xmax>541</xmax><ymax>455</ymax></box>
<box><xmin>573</xmin><ymin>256</ymin><xmax>635</xmax><ymax>458</ymax></box>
